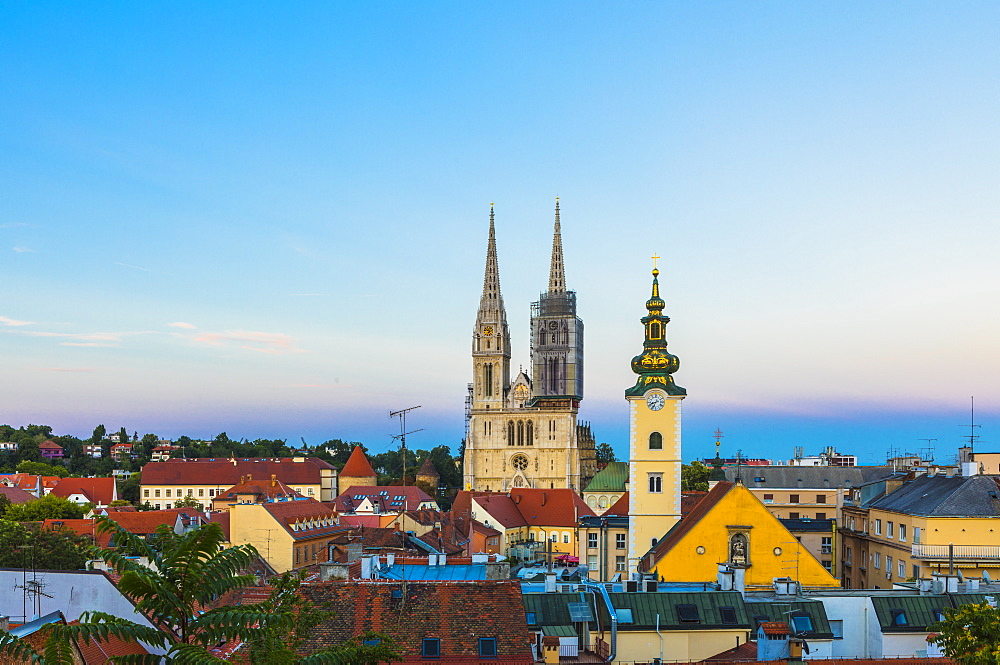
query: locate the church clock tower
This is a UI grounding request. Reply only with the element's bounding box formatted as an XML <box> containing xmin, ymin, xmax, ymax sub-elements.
<box><xmin>471</xmin><ymin>203</ymin><xmax>511</xmax><ymax>412</ymax></box>
<box><xmin>627</xmin><ymin>261</ymin><xmax>686</xmax><ymax>572</ymax></box>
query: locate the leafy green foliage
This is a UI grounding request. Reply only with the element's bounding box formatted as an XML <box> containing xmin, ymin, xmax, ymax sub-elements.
<box><xmin>17</xmin><ymin>460</ymin><xmax>70</xmax><ymax>478</ymax></box>
<box><xmin>0</xmin><ymin>519</ymin><xmax>90</xmax><ymax>570</ymax></box>
<box><xmin>117</xmin><ymin>472</ymin><xmax>142</xmax><ymax>504</ymax></box>
<box><xmin>4</xmin><ymin>494</ymin><xmax>87</xmax><ymax>521</ymax></box>
<box><xmin>931</xmin><ymin>603</ymin><xmax>1000</xmax><ymax>663</ymax></box>
<box><xmin>681</xmin><ymin>460</ymin><xmax>710</xmax><ymax>491</ymax></box>
<box><xmin>0</xmin><ymin>519</ymin><xmax>397</xmax><ymax>664</ymax></box>
<box><xmin>173</xmin><ymin>495</ymin><xmax>204</xmax><ymax>510</ymax></box>
<box><xmin>595</xmin><ymin>442</ymin><xmax>617</xmax><ymax>464</ymax></box>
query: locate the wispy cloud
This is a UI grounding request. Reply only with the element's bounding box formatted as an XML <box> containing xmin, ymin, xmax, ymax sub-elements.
<box><xmin>168</xmin><ymin>321</ymin><xmax>197</xmax><ymax>329</ymax></box>
<box><xmin>12</xmin><ymin>246</ymin><xmax>32</xmax><ymax>253</ymax></box>
<box><xmin>0</xmin><ymin>316</ymin><xmax>34</xmax><ymax>327</ymax></box>
<box><xmin>9</xmin><ymin>330</ymin><xmax>156</xmax><ymax>347</ymax></box>
<box><xmin>190</xmin><ymin>330</ymin><xmax>306</xmax><ymax>354</ymax></box>
<box><xmin>114</xmin><ymin>261</ymin><xmax>153</xmax><ymax>272</ymax></box>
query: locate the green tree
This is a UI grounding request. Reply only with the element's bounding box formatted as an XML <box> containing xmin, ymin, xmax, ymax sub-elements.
<box><xmin>4</xmin><ymin>494</ymin><xmax>87</xmax><ymax>521</ymax></box>
<box><xmin>930</xmin><ymin>603</ymin><xmax>1000</xmax><ymax>663</ymax></box>
<box><xmin>595</xmin><ymin>442</ymin><xmax>617</xmax><ymax>464</ymax></box>
<box><xmin>117</xmin><ymin>427</ymin><xmax>128</xmax><ymax>446</ymax></box>
<box><xmin>0</xmin><ymin>520</ymin><xmax>90</xmax><ymax>570</ymax></box>
<box><xmin>117</xmin><ymin>472</ymin><xmax>141</xmax><ymax>504</ymax></box>
<box><xmin>681</xmin><ymin>460</ymin><xmax>710</xmax><ymax>492</ymax></box>
<box><xmin>0</xmin><ymin>519</ymin><xmax>397</xmax><ymax>663</ymax></box>
<box><xmin>17</xmin><ymin>460</ymin><xmax>70</xmax><ymax>478</ymax></box>
<box><xmin>174</xmin><ymin>495</ymin><xmax>204</xmax><ymax>511</ymax></box>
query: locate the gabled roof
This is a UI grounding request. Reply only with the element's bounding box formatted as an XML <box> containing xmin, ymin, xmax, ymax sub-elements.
<box><xmin>38</xmin><ymin>440</ymin><xmax>64</xmax><ymax>451</ymax></box>
<box><xmin>258</xmin><ymin>497</ymin><xmax>344</xmax><ymax>540</ymax></box>
<box><xmin>140</xmin><ymin>457</ymin><xmax>334</xmax><ymax>486</ymax></box>
<box><xmin>50</xmin><ymin>477</ymin><xmax>116</xmax><ymax>505</ymax></box>
<box><xmin>584</xmin><ymin>462</ymin><xmax>629</xmax><ymax>492</ymax></box>
<box><xmin>102</xmin><ymin>510</ymin><xmax>182</xmax><ymax>536</ymax></box>
<box><xmin>334</xmin><ymin>485</ymin><xmax>434</xmax><ymax>513</ymax></box>
<box><xmin>213</xmin><ymin>477</ymin><xmax>303</xmax><ymax>503</ymax></box>
<box><xmin>591</xmin><ymin>591</ymin><xmax>751</xmax><ymax>631</ymax></box>
<box><xmin>871</xmin><ymin>594</ymin><xmax>952</xmax><ymax>632</ymax></box>
<box><xmin>759</xmin><ymin>621</ymin><xmax>790</xmax><ymax>635</ymax></box>
<box><xmin>869</xmin><ymin>474</ymin><xmax>1000</xmax><ymax>517</ymax></box>
<box><xmin>509</xmin><ymin>488</ymin><xmax>595</xmax><ymax>527</ymax></box>
<box><xmin>645</xmin><ymin>482</ymin><xmax>735</xmax><ymax>564</ymax></box>
<box><xmin>746</xmin><ymin>599</ymin><xmax>833</xmax><ymax>638</ymax></box>
<box><xmin>339</xmin><ymin>446</ymin><xmax>377</xmax><ymax>478</ymax></box>
<box><xmin>0</xmin><ymin>485</ymin><xmax>37</xmax><ymax>504</ymax></box>
<box><xmin>471</xmin><ymin>492</ymin><xmax>527</xmax><ymax>528</ymax></box>
<box><xmin>604</xmin><ymin>492</ymin><xmax>629</xmax><ymax>516</ymax></box>
<box><xmin>297</xmin><ymin>581</ymin><xmax>533</xmax><ymax>661</ymax></box>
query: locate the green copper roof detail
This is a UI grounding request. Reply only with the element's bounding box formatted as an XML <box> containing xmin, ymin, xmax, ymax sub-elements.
<box><xmin>584</xmin><ymin>461</ymin><xmax>630</xmax><ymax>492</ymax></box>
<box><xmin>625</xmin><ymin>267</ymin><xmax>686</xmax><ymax>398</ymax></box>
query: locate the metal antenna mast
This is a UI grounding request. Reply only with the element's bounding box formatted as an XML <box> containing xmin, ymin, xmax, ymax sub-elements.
<box><xmin>963</xmin><ymin>396</ymin><xmax>981</xmax><ymax>453</ymax></box>
<box><xmin>390</xmin><ymin>406</ymin><xmax>423</xmax><ymax>486</ymax></box>
<box><xmin>918</xmin><ymin>439</ymin><xmax>937</xmax><ymax>464</ymax></box>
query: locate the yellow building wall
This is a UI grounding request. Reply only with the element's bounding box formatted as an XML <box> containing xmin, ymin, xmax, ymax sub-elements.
<box><xmin>649</xmin><ymin>483</ymin><xmax>839</xmax><ymax>587</ymax></box>
<box><xmin>628</xmin><ymin>392</ymin><xmax>682</xmax><ymax>570</ymax></box>
<box><xmin>229</xmin><ymin>503</ymin><xmax>294</xmax><ymax>572</ymax></box>
<box><xmin>592</xmin><ymin>629</ymin><xmax>750</xmax><ymax>663</ymax></box>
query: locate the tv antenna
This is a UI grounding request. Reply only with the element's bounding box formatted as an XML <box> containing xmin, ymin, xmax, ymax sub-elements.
<box><xmin>390</xmin><ymin>406</ymin><xmax>423</xmax><ymax>486</ymax></box>
<box><xmin>963</xmin><ymin>396</ymin><xmax>981</xmax><ymax>452</ymax></box>
<box><xmin>918</xmin><ymin>439</ymin><xmax>937</xmax><ymax>464</ymax></box>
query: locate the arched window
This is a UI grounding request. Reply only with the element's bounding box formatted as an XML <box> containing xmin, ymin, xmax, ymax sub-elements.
<box><xmin>526</xmin><ymin>420</ymin><xmax>533</xmax><ymax>446</ymax></box>
<box><xmin>650</xmin><ymin>321</ymin><xmax>661</xmax><ymax>339</ymax></box>
<box><xmin>649</xmin><ymin>432</ymin><xmax>663</xmax><ymax>450</ymax></box>
<box><xmin>517</xmin><ymin>420</ymin><xmax>524</xmax><ymax>446</ymax></box>
<box><xmin>507</xmin><ymin>421</ymin><xmax>515</xmax><ymax>446</ymax></box>
<box><xmin>484</xmin><ymin>364</ymin><xmax>493</xmax><ymax>397</ymax></box>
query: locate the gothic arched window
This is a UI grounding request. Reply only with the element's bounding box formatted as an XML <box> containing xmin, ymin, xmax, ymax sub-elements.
<box><xmin>526</xmin><ymin>420</ymin><xmax>533</xmax><ymax>446</ymax></box>
<box><xmin>649</xmin><ymin>432</ymin><xmax>663</xmax><ymax>450</ymax></box>
<box><xmin>517</xmin><ymin>420</ymin><xmax>524</xmax><ymax>446</ymax></box>
<box><xmin>507</xmin><ymin>421</ymin><xmax>515</xmax><ymax>447</ymax></box>
<box><xmin>484</xmin><ymin>364</ymin><xmax>493</xmax><ymax>397</ymax></box>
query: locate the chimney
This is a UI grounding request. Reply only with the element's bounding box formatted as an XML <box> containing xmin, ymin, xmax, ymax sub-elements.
<box><xmin>247</xmin><ymin>473</ymin><xmax>252</xmax><ymax>481</ymax></box>
<box><xmin>541</xmin><ymin>492</ymin><xmax>547</xmax><ymax>506</ymax></box>
<box><xmin>271</xmin><ymin>474</ymin><xmax>277</xmax><ymax>487</ymax></box>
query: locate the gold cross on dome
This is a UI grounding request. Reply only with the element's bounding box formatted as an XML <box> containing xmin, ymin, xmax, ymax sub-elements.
<box><xmin>651</xmin><ymin>254</ymin><xmax>660</xmax><ymax>269</ymax></box>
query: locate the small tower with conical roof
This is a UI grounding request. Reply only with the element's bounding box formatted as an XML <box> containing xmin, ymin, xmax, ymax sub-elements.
<box><xmin>627</xmin><ymin>259</ymin><xmax>686</xmax><ymax>571</ymax></box>
<box><xmin>338</xmin><ymin>445</ymin><xmax>378</xmax><ymax>495</ymax></box>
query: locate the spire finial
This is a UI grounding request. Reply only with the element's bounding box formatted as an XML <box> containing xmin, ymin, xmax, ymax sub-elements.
<box><xmin>548</xmin><ymin>197</ymin><xmax>566</xmax><ymax>293</ymax></box>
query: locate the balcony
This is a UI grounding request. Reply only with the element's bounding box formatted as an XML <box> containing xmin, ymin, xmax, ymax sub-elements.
<box><xmin>912</xmin><ymin>544</ymin><xmax>1000</xmax><ymax>561</ymax></box>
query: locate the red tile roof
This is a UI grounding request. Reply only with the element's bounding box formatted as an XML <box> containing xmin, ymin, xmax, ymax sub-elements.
<box><xmin>102</xmin><ymin>510</ymin><xmax>182</xmax><ymax>535</ymax></box>
<box><xmin>642</xmin><ymin>482</ymin><xmax>735</xmax><ymax>571</ymax></box>
<box><xmin>38</xmin><ymin>440</ymin><xmax>64</xmax><ymax>451</ymax></box>
<box><xmin>213</xmin><ymin>477</ymin><xmax>303</xmax><ymax>503</ymax></box>
<box><xmin>702</xmin><ymin>639</ymin><xmax>759</xmax><ymax>662</ymax></box>
<box><xmin>68</xmin><ymin>620</ymin><xmax>150</xmax><ymax>664</ymax></box>
<box><xmin>760</xmin><ymin>621</ymin><xmax>791</xmax><ymax>636</ymax></box>
<box><xmin>297</xmin><ymin>581</ymin><xmax>534</xmax><ymax>662</ymax></box>
<box><xmin>339</xmin><ymin>446</ymin><xmax>377</xmax><ymax>478</ymax></box>
<box><xmin>334</xmin><ymin>486</ymin><xmax>434</xmax><ymax>513</ymax></box>
<box><xmin>140</xmin><ymin>457</ymin><xmax>334</xmax><ymax>486</ymax></box>
<box><xmin>50</xmin><ymin>477</ymin><xmax>117</xmax><ymax>505</ymax></box>
<box><xmin>256</xmin><ymin>498</ymin><xmax>345</xmax><ymax>540</ymax></box>
<box><xmin>604</xmin><ymin>492</ymin><xmax>629</xmax><ymax>516</ymax></box>
<box><xmin>209</xmin><ymin>510</ymin><xmax>231</xmax><ymax>541</ymax></box>
<box><xmin>468</xmin><ymin>492</ymin><xmax>527</xmax><ymax>528</ymax></box>
<box><xmin>509</xmin><ymin>488</ymin><xmax>595</xmax><ymax>526</ymax></box>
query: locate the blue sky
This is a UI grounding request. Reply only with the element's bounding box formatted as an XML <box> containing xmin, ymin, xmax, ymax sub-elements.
<box><xmin>3</xmin><ymin>2</ymin><xmax>998</xmax><ymax>464</ymax></box>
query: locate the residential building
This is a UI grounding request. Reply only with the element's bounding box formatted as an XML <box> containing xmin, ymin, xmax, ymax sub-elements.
<box><xmin>333</xmin><ymin>485</ymin><xmax>438</xmax><ymax>514</ymax></box>
<box><xmin>228</xmin><ymin>497</ymin><xmax>346</xmax><ymax>572</ymax></box>
<box><xmin>781</xmin><ymin>518</ymin><xmax>838</xmax><ymax>577</ymax></box>
<box><xmin>463</xmin><ymin>202</ymin><xmax>597</xmax><ymax>494</ymax></box>
<box><xmin>140</xmin><ymin>456</ymin><xmax>337</xmax><ymax>508</ymax></box>
<box><xmin>840</xmin><ymin>470</ymin><xmax>1000</xmax><ymax>589</ymax></box>
<box><xmin>38</xmin><ymin>440</ymin><xmax>64</xmax><ymax>460</ymax></box>
<box><xmin>787</xmin><ymin>446</ymin><xmax>858</xmax><ymax>467</ymax></box>
<box><xmin>110</xmin><ymin>442</ymin><xmax>134</xmax><ymax>461</ymax></box>
<box><xmin>50</xmin><ymin>477</ymin><xmax>117</xmax><ymax>509</ymax></box>
<box><xmin>210</xmin><ymin>475</ymin><xmax>304</xmax><ymax>511</ymax></box>
<box><xmin>82</xmin><ymin>444</ymin><xmax>103</xmax><ymax>458</ymax></box>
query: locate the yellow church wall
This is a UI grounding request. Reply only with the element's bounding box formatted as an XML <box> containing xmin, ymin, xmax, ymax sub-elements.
<box><xmin>648</xmin><ymin>483</ymin><xmax>839</xmax><ymax>587</ymax></box>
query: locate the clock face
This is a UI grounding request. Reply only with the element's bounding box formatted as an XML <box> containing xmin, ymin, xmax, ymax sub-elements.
<box><xmin>548</xmin><ymin>321</ymin><xmax>558</xmax><ymax>330</ymax></box>
<box><xmin>483</xmin><ymin>326</ymin><xmax>494</xmax><ymax>336</ymax></box>
<box><xmin>646</xmin><ymin>392</ymin><xmax>665</xmax><ymax>411</ymax></box>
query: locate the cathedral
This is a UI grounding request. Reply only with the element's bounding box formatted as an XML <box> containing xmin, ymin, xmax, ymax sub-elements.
<box><xmin>463</xmin><ymin>201</ymin><xmax>598</xmax><ymax>493</ymax></box>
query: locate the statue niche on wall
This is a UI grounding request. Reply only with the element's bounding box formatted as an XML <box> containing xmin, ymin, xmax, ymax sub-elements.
<box><xmin>729</xmin><ymin>532</ymin><xmax>749</xmax><ymax>567</ymax></box>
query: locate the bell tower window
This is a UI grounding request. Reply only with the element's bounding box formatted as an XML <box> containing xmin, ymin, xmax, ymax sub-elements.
<box><xmin>484</xmin><ymin>364</ymin><xmax>493</xmax><ymax>397</ymax></box>
<box><xmin>649</xmin><ymin>432</ymin><xmax>663</xmax><ymax>450</ymax></box>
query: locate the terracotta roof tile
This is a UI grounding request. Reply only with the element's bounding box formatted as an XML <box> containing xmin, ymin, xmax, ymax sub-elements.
<box><xmin>760</xmin><ymin>621</ymin><xmax>790</xmax><ymax>635</ymax></box>
<box><xmin>339</xmin><ymin>446</ymin><xmax>376</xmax><ymax>478</ymax></box>
<box><xmin>604</xmin><ymin>491</ymin><xmax>629</xmax><ymax>516</ymax></box>
<box><xmin>140</xmin><ymin>457</ymin><xmax>334</xmax><ymax>487</ymax></box>
<box><xmin>334</xmin><ymin>485</ymin><xmax>434</xmax><ymax>513</ymax></box>
<box><xmin>0</xmin><ymin>485</ymin><xmax>37</xmax><ymax>503</ymax></box>
<box><xmin>509</xmin><ymin>488</ymin><xmax>595</xmax><ymax>526</ymax></box>
<box><xmin>50</xmin><ymin>477</ymin><xmax>116</xmax><ymax>505</ymax></box>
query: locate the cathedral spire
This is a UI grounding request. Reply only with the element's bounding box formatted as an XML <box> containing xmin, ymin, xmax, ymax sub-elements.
<box><xmin>548</xmin><ymin>197</ymin><xmax>566</xmax><ymax>293</ymax></box>
<box><xmin>479</xmin><ymin>203</ymin><xmax>504</xmax><ymax>313</ymax></box>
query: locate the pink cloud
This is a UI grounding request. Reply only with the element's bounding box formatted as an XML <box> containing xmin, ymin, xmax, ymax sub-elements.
<box><xmin>191</xmin><ymin>330</ymin><xmax>305</xmax><ymax>354</ymax></box>
<box><xmin>168</xmin><ymin>322</ymin><xmax>197</xmax><ymax>329</ymax></box>
<box><xmin>0</xmin><ymin>316</ymin><xmax>33</xmax><ymax>326</ymax></box>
